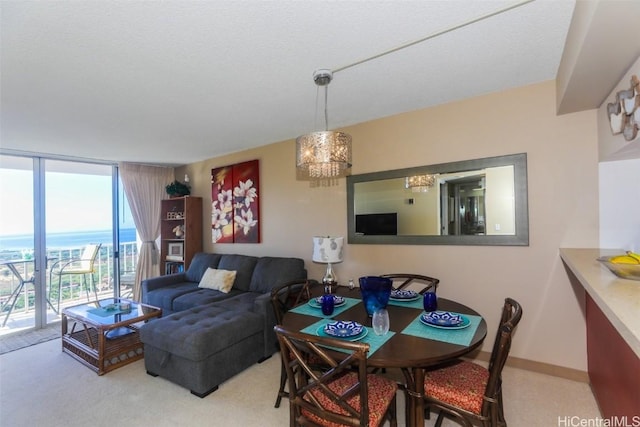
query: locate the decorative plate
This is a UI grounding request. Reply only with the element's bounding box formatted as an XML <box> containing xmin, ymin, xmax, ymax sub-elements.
<box><xmin>317</xmin><ymin>324</ymin><xmax>368</xmax><ymax>342</ymax></box>
<box><xmin>389</xmin><ymin>289</ymin><xmax>419</xmax><ymax>301</ymax></box>
<box><xmin>420</xmin><ymin>311</ymin><xmax>469</xmax><ymax>329</ymax></box>
<box><xmin>309</xmin><ymin>295</ymin><xmax>346</xmax><ymax>308</ymax></box>
<box><xmin>323</xmin><ymin>320</ymin><xmax>364</xmax><ymax>338</ymax></box>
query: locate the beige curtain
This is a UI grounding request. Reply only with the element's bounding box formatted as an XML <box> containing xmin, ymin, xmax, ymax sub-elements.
<box><xmin>119</xmin><ymin>163</ymin><xmax>174</xmax><ymax>301</ymax></box>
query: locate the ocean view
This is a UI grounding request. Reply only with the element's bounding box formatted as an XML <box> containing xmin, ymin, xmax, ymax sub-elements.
<box><xmin>0</xmin><ymin>229</ymin><xmax>137</xmax><ymax>252</ymax></box>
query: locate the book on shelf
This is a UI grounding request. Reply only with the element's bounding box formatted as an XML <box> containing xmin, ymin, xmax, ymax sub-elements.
<box><xmin>165</xmin><ymin>262</ymin><xmax>184</xmax><ymax>275</ymax></box>
<box><xmin>166</xmin><ymin>255</ymin><xmax>184</xmax><ymax>262</ymax></box>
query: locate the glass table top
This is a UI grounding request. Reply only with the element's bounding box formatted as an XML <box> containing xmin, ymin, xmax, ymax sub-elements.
<box><xmin>63</xmin><ymin>298</ymin><xmax>160</xmax><ymax>326</ymax></box>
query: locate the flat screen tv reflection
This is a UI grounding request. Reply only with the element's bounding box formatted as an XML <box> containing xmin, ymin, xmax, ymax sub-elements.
<box><xmin>355</xmin><ymin>213</ymin><xmax>398</xmax><ymax>236</ymax></box>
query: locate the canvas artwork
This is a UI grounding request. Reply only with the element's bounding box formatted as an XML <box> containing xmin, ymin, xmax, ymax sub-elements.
<box><xmin>211</xmin><ymin>159</ymin><xmax>260</xmax><ymax>243</ymax></box>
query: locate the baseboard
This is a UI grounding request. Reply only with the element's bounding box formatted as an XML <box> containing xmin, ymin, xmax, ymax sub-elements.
<box><xmin>468</xmin><ymin>350</ymin><xmax>590</xmax><ymax>383</ymax></box>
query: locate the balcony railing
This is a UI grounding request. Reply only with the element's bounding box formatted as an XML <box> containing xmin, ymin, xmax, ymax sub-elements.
<box><xmin>0</xmin><ymin>241</ymin><xmax>138</xmax><ymax>332</ymax></box>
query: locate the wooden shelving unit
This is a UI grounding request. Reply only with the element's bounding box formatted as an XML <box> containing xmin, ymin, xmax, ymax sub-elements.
<box><xmin>160</xmin><ymin>196</ymin><xmax>202</xmax><ymax>275</ymax></box>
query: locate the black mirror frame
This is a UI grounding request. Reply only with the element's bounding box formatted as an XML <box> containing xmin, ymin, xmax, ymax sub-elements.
<box><xmin>347</xmin><ymin>153</ymin><xmax>529</xmax><ymax>246</ymax></box>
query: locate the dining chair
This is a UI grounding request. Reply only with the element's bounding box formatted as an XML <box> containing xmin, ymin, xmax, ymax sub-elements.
<box><xmin>48</xmin><ymin>243</ymin><xmax>102</xmax><ymax>313</ymax></box>
<box><xmin>381</xmin><ymin>273</ymin><xmax>440</xmax><ymax>294</ymax></box>
<box><xmin>270</xmin><ymin>279</ymin><xmax>317</xmax><ymax>408</ymax></box>
<box><xmin>274</xmin><ymin>325</ymin><xmax>398</xmax><ymax>427</ymax></box>
<box><xmin>422</xmin><ymin>297</ymin><xmax>523</xmax><ymax>427</ymax></box>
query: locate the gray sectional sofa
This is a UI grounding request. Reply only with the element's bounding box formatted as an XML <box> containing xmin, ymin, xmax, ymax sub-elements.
<box><xmin>139</xmin><ymin>252</ymin><xmax>306</xmax><ymax>397</ymax></box>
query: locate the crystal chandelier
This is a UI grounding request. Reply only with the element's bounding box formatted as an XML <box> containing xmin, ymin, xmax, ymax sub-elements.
<box><xmin>405</xmin><ymin>174</ymin><xmax>436</xmax><ymax>192</ymax></box>
<box><xmin>296</xmin><ymin>70</ymin><xmax>352</xmax><ymax>184</ymax></box>
<box><xmin>294</xmin><ymin>1</ymin><xmax>532</xmax><ymax>186</ymax></box>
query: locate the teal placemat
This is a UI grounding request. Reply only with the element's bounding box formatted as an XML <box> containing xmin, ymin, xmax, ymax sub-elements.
<box><xmin>387</xmin><ymin>297</ymin><xmax>424</xmax><ymax>309</ymax></box>
<box><xmin>401</xmin><ymin>312</ymin><xmax>481</xmax><ymax>346</ymax></box>
<box><xmin>289</xmin><ymin>297</ymin><xmax>361</xmax><ymax>318</ymax></box>
<box><xmin>300</xmin><ymin>318</ymin><xmax>394</xmax><ymax>357</ymax></box>
<box><xmin>87</xmin><ymin>307</ymin><xmax>131</xmax><ymax>317</ymax></box>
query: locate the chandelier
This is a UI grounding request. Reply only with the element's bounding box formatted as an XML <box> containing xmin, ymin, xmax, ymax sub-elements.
<box><xmin>405</xmin><ymin>174</ymin><xmax>436</xmax><ymax>192</ymax></box>
<box><xmin>295</xmin><ymin>0</ymin><xmax>532</xmax><ymax>186</ymax></box>
<box><xmin>296</xmin><ymin>70</ymin><xmax>352</xmax><ymax>185</ymax></box>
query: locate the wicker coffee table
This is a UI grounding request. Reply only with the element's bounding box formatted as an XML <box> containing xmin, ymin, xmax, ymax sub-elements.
<box><xmin>62</xmin><ymin>298</ymin><xmax>161</xmax><ymax>375</ymax></box>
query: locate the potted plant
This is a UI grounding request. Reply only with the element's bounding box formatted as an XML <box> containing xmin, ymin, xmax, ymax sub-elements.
<box><xmin>166</xmin><ymin>180</ymin><xmax>191</xmax><ymax>197</ymax></box>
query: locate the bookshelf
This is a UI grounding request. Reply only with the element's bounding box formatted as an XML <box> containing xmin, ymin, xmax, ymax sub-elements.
<box><xmin>160</xmin><ymin>196</ymin><xmax>202</xmax><ymax>275</ymax></box>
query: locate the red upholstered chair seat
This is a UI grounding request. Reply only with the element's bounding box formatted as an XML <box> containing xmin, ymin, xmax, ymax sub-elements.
<box><xmin>424</xmin><ymin>361</ymin><xmax>489</xmax><ymax>415</ymax></box>
<box><xmin>303</xmin><ymin>372</ymin><xmax>398</xmax><ymax>427</ymax></box>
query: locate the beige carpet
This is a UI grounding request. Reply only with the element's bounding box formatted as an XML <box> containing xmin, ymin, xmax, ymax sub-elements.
<box><xmin>0</xmin><ymin>338</ymin><xmax>602</xmax><ymax>427</ymax></box>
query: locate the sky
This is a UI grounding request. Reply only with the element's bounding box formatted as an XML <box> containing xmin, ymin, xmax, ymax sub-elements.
<box><xmin>0</xmin><ymin>167</ymin><xmax>136</xmax><ymax>236</ymax></box>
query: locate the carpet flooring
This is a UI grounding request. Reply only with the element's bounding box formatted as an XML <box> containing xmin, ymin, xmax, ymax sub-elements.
<box><xmin>0</xmin><ymin>323</ymin><xmax>60</xmax><ymax>355</ymax></box>
<box><xmin>0</xmin><ymin>338</ymin><xmax>602</xmax><ymax>427</ymax></box>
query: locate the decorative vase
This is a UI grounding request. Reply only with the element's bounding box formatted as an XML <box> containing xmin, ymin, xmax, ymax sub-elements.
<box><xmin>359</xmin><ymin>276</ymin><xmax>392</xmax><ymax>316</ymax></box>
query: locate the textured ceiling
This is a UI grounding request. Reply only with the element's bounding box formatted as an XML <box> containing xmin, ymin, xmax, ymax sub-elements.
<box><xmin>0</xmin><ymin>0</ymin><xmax>576</xmax><ymax>166</ymax></box>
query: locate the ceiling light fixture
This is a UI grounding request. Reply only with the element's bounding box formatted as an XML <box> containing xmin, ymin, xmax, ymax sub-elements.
<box><xmin>296</xmin><ymin>0</ymin><xmax>534</xmax><ymax>186</ymax></box>
<box><xmin>296</xmin><ymin>70</ymin><xmax>352</xmax><ymax>186</ymax></box>
<box><xmin>405</xmin><ymin>174</ymin><xmax>437</xmax><ymax>192</ymax></box>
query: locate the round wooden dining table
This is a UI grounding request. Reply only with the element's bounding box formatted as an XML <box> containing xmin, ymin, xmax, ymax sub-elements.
<box><xmin>281</xmin><ymin>285</ymin><xmax>487</xmax><ymax>427</ymax></box>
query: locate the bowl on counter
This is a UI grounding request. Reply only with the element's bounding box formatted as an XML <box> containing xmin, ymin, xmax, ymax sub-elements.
<box><xmin>597</xmin><ymin>256</ymin><xmax>640</xmax><ymax>281</ymax></box>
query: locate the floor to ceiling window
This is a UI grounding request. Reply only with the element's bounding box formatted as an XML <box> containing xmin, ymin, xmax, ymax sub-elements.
<box><xmin>0</xmin><ymin>154</ymin><xmax>135</xmax><ymax>336</ymax></box>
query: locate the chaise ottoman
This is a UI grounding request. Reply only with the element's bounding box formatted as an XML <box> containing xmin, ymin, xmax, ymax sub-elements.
<box><xmin>140</xmin><ymin>304</ymin><xmax>265</xmax><ymax>397</ymax></box>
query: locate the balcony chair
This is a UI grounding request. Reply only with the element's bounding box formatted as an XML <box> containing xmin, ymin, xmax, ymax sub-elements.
<box><xmin>270</xmin><ymin>279</ymin><xmax>317</xmax><ymax>408</ymax></box>
<box><xmin>48</xmin><ymin>243</ymin><xmax>102</xmax><ymax>313</ymax></box>
<box><xmin>274</xmin><ymin>325</ymin><xmax>398</xmax><ymax>427</ymax></box>
<box><xmin>381</xmin><ymin>273</ymin><xmax>440</xmax><ymax>294</ymax></box>
<box><xmin>422</xmin><ymin>298</ymin><xmax>523</xmax><ymax>427</ymax></box>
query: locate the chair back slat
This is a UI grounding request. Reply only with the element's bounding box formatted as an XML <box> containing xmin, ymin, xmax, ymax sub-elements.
<box><xmin>482</xmin><ymin>298</ymin><xmax>523</xmax><ymax>415</ymax></box>
<box><xmin>270</xmin><ymin>280</ymin><xmax>315</xmax><ymax>325</ymax></box>
<box><xmin>275</xmin><ymin>325</ymin><xmax>372</xmax><ymax>426</ymax></box>
<box><xmin>80</xmin><ymin>243</ymin><xmax>101</xmax><ymax>270</ymax></box>
<box><xmin>381</xmin><ymin>273</ymin><xmax>439</xmax><ymax>294</ymax></box>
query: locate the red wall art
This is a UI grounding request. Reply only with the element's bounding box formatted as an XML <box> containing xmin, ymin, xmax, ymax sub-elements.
<box><xmin>211</xmin><ymin>159</ymin><xmax>260</xmax><ymax>243</ymax></box>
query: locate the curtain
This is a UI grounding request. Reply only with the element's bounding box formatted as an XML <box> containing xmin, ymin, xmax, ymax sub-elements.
<box><xmin>119</xmin><ymin>163</ymin><xmax>174</xmax><ymax>301</ymax></box>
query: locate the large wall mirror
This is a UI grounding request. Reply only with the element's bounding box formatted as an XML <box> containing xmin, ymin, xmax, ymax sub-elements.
<box><xmin>347</xmin><ymin>153</ymin><xmax>529</xmax><ymax>246</ymax></box>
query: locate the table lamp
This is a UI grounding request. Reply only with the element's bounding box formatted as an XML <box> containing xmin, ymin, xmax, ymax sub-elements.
<box><xmin>312</xmin><ymin>236</ymin><xmax>344</xmax><ymax>292</ymax></box>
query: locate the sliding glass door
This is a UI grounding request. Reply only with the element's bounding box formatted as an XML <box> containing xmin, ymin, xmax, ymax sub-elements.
<box><xmin>0</xmin><ymin>154</ymin><xmax>134</xmax><ymax>335</ymax></box>
<box><xmin>0</xmin><ymin>156</ymin><xmax>36</xmax><ymax>332</ymax></box>
<box><xmin>44</xmin><ymin>160</ymin><xmax>116</xmax><ymax>324</ymax></box>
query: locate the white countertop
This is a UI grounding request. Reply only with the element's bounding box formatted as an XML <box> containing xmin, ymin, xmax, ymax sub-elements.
<box><xmin>560</xmin><ymin>248</ymin><xmax>640</xmax><ymax>358</ymax></box>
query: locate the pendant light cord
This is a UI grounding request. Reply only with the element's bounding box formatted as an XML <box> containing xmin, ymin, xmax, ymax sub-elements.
<box><xmin>332</xmin><ymin>0</ymin><xmax>535</xmax><ymax>74</ymax></box>
<box><xmin>313</xmin><ymin>77</ymin><xmax>332</xmax><ymax>131</ymax></box>
<box><xmin>323</xmin><ymin>84</ymin><xmax>329</xmax><ymax>131</ymax></box>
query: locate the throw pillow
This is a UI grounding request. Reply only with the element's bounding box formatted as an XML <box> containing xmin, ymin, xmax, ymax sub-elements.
<box><xmin>198</xmin><ymin>268</ymin><xmax>237</xmax><ymax>293</ymax></box>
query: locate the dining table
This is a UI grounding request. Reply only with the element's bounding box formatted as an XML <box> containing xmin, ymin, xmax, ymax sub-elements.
<box><xmin>281</xmin><ymin>285</ymin><xmax>487</xmax><ymax>427</ymax></box>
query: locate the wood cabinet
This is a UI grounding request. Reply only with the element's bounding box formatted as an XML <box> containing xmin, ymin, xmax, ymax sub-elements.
<box><xmin>160</xmin><ymin>196</ymin><xmax>202</xmax><ymax>275</ymax></box>
<box><xmin>560</xmin><ymin>249</ymin><xmax>640</xmax><ymax>419</ymax></box>
<box><xmin>586</xmin><ymin>294</ymin><xmax>640</xmax><ymax>418</ymax></box>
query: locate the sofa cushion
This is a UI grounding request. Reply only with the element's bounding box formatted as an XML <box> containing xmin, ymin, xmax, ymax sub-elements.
<box><xmin>249</xmin><ymin>256</ymin><xmax>306</xmax><ymax>293</ymax></box>
<box><xmin>217</xmin><ymin>254</ymin><xmax>258</xmax><ymax>292</ymax></box>
<box><xmin>209</xmin><ymin>291</ymin><xmax>262</xmax><ymax>312</ymax></box>
<box><xmin>140</xmin><ymin>304</ymin><xmax>263</xmax><ymax>361</ymax></box>
<box><xmin>171</xmin><ymin>288</ymin><xmax>244</xmax><ymax>312</ymax></box>
<box><xmin>143</xmin><ymin>281</ymin><xmax>199</xmax><ymax>312</ymax></box>
<box><xmin>198</xmin><ymin>268</ymin><xmax>236</xmax><ymax>293</ymax></box>
<box><xmin>185</xmin><ymin>253</ymin><xmax>223</xmax><ymax>283</ymax></box>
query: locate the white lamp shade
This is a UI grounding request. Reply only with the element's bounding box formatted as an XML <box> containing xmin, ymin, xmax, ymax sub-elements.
<box><xmin>312</xmin><ymin>236</ymin><xmax>344</xmax><ymax>264</ymax></box>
